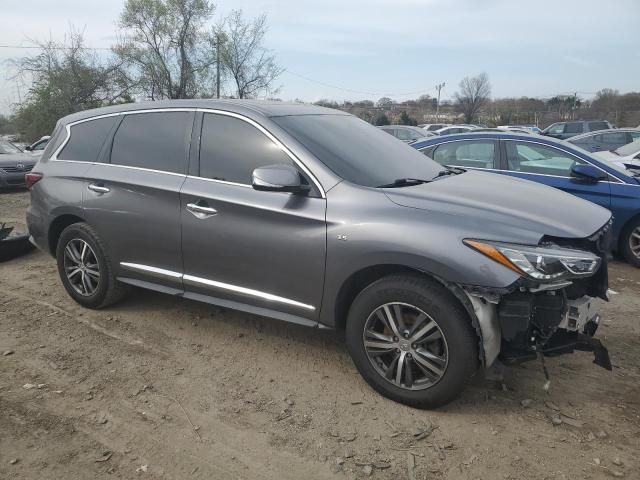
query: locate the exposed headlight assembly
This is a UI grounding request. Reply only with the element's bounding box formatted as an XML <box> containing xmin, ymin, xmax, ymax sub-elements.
<box><xmin>464</xmin><ymin>240</ymin><xmax>601</xmax><ymax>281</ymax></box>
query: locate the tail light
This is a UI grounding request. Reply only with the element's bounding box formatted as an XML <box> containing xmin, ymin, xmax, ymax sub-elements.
<box><xmin>25</xmin><ymin>172</ymin><xmax>43</xmax><ymax>189</ymax></box>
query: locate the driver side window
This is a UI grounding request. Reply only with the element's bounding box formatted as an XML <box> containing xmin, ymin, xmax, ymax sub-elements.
<box><xmin>505</xmin><ymin>141</ymin><xmax>586</xmax><ymax>177</ymax></box>
<box><xmin>199</xmin><ymin>113</ymin><xmax>293</xmax><ymax>184</ymax></box>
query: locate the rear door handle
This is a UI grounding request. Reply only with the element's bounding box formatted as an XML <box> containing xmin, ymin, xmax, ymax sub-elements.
<box><xmin>186</xmin><ymin>202</ymin><xmax>218</xmax><ymax>218</ymax></box>
<box><xmin>88</xmin><ymin>183</ymin><xmax>110</xmax><ymax>194</ymax></box>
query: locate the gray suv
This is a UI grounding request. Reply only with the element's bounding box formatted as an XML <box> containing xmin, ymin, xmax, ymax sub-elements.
<box><xmin>27</xmin><ymin>100</ymin><xmax>612</xmax><ymax>408</ymax></box>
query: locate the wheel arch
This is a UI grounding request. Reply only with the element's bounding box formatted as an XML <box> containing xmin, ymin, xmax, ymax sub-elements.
<box><xmin>331</xmin><ymin>263</ymin><xmax>487</xmax><ymax>366</ymax></box>
<box><xmin>48</xmin><ymin>213</ymin><xmax>86</xmax><ymax>256</ymax></box>
<box><xmin>618</xmin><ymin>211</ymin><xmax>640</xmax><ymax>250</ymax></box>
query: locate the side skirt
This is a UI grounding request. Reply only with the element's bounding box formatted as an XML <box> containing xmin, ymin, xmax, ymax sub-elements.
<box><xmin>117</xmin><ymin>276</ymin><xmax>320</xmax><ymax>329</ymax></box>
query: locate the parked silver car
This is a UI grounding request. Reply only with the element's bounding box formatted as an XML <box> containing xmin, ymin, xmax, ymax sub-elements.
<box><xmin>0</xmin><ymin>139</ymin><xmax>37</xmax><ymax>189</ymax></box>
<box><xmin>27</xmin><ymin>100</ymin><xmax>612</xmax><ymax>408</ymax></box>
<box><xmin>569</xmin><ymin>129</ymin><xmax>640</xmax><ymax>152</ymax></box>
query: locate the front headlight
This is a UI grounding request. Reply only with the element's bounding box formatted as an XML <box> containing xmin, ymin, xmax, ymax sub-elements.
<box><xmin>464</xmin><ymin>239</ymin><xmax>601</xmax><ymax>281</ymax></box>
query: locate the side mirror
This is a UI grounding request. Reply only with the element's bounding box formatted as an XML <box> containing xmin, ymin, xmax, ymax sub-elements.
<box><xmin>252</xmin><ymin>164</ymin><xmax>309</xmax><ymax>194</ymax></box>
<box><xmin>24</xmin><ymin>145</ymin><xmax>32</xmax><ymax>151</ymax></box>
<box><xmin>570</xmin><ymin>164</ymin><xmax>606</xmax><ymax>183</ymax></box>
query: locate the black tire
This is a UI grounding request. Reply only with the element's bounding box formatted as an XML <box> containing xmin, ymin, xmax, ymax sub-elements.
<box><xmin>56</xmin><ymin>222</ymin><xmax>128</xmax><ymax>308</ymax></box>
<box><xmin>620</xmin><ymin>217</ymin><xmax>640</xmax><ymax>267</ymax></box>
<box><xmin>345</xmin><ymin>274</ymin><xmax>478</xmax><ymax>409</ymax></box>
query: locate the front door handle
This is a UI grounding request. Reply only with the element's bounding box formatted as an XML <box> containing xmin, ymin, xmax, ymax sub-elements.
<box><xmin>88</xmin><ymin>183</ymin><xmax>110</xmax><ymax>194</ymax></box>
<box><xmin>186</xmin><ymin>202</ymin><xmax>218</xmax><ymax>218</ymax></box>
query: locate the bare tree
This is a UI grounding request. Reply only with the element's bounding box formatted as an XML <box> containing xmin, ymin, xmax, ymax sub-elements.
<box><xmin>454</xmin><ymin>73</ymin><xmax>491</xmax><ymax>124</ymax></box>
<box><xmin>114</xmin><ymin>0</ymin><xmax>217</xmax><ymax>100</ymax></box>
<box><xmin>12</xmin><ymin>29</ymin><xmax>132</xmax><ymax>140</ymax></box>
<box><xmin>221</xmin><ymin>10</ymin><xmax>282</xmax><ymax>99</ymax></box>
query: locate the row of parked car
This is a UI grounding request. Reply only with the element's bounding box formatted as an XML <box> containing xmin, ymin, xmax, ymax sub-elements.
<box><xmin>382</xmin><ymin>120</ymin><xmax>636</xmax><ymax>146</ymax></box>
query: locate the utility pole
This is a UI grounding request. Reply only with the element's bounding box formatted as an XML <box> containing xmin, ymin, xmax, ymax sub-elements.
<box><xmin>216</xmin><ymin>33</ymin><xmax>221</xmax><ymax>99</ymax></box>
<box><xmin>435</xmin><ymin>82</ymin><xmax>445</xmax><ymax>122</ymax></box>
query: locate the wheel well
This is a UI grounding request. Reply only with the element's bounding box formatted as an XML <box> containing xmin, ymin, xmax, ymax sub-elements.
<box><xmin>334</xmin><ymin>265</ymin><xmax>431</xmax><ymax>331</ymax></box>
<box><xmin>618</xmin><ymin>213</ymin><xmax>640</xmax><ymax>251</ymax></box>
<box><xmin>48</xmin><ymin>214</ymin><xmax>84</xmax><ymax>255</ymax></box>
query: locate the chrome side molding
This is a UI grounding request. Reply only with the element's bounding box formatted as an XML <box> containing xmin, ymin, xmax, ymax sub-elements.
<box><xmin>119</xmin><ymin>262</ymin><xmax>315</xmax><ymax>311</ymax></box>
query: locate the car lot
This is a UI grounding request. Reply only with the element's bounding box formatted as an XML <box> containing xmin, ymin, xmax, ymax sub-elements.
<box><xmin>1</xmin><ymin>189</ymin><xmax>640</xmax><ymax>480</ymax></box>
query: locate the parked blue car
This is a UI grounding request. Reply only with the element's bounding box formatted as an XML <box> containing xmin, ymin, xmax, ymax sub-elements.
<box><xmin>411</xmin><ymin>132</ymin><xmax>640</xmax><ymax>266</ymax></box>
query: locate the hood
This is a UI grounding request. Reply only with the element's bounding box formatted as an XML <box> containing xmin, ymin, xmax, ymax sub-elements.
<box><xmin>593</xmin><ymin>150</ymin><xmax>622</xmax><ymax>161</ymax></box>
<box><xmin>0</xmin><ymin>152</ymin><xmax>37</xmax><ymax>167</ymax></box>
<box><xmin>384</xmin><ymin>170</ymin><xmax>611</xmax><ymax>239</ymax></box>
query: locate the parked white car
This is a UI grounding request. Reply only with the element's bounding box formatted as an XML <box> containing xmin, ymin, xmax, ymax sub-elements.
<box><xmin>594</xmin><ymin>139</ymin><xmax>640</xmax><ymax>167</ymax></box>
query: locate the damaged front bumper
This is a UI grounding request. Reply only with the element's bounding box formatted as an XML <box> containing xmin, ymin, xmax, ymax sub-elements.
<box><xmin>461</xmin><ymin>222</ymin><xmax>613</xmax><ymax>371</ymax></box>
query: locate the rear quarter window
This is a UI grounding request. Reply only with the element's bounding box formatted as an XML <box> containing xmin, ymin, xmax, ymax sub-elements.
<box><xmin>57</xmin><ymin>116</ymin><xmax>118</xmax><ymax>162</ymax></box>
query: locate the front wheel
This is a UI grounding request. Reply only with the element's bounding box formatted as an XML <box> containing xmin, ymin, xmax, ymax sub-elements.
<box><xmin>345</xmin><ymin>274</ymin><xmax>478</xmax><ymax>409</ymax></box>
<box><xmin>620</xmin><ymin>218</ymin><xmax>640</xmax><ymax>267</ymax></box>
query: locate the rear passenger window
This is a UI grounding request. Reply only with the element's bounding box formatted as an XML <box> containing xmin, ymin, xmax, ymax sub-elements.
<box><xmin>58</xmin><ymin>117</ymin><xmax>117</xmax><ymax>162</ymax></box>
<box><xmin>564</xmin><ymin>123</ymin><xmax>583</xmax><ymax>134</ymax></box>
<box><xmin>110</xmin><ymin>112</ymin><xmax>191</xmax><ymax>174</ymax></box>
<box><xmin>588</xmin><ymin>122</ymin><xmax>609</xmax><ymax>131</ymax></box>
<box><xmin>432</xmin><ymin>141</ymin><xmax>496</xmax><ymax>169</ymax></box>
<box><xmin>199</xmin><ymin>113</ymin><xmax>292</xmax><ymax>184</ymax></box>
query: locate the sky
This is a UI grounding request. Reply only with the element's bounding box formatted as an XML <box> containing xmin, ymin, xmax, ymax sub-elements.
<box><xmin>1</xmin><ymin>0</ymin><xmax>638</xmax><ymax>114</ymax></box>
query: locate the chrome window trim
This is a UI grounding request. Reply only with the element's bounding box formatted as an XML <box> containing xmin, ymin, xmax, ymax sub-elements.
<box><xmin>185</xmin><ymin>175</ymin><xmax>252</xmax><ymax>188</ymax></box>
<box><xmin>119</xmin><ymin>262</ymin><xmax>315</xmax><ymax>311</ymax></box>
<box><xmin>51</xmin><ymin>107</ymin><xmax>326</xmax><ymax>198</ymax></box>
<box><xmin>420</xmin><ymin>137</ymin><xmax>628</xmax><ymax>184</ymax></box>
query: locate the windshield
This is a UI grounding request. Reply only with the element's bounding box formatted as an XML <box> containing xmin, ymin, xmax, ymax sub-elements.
<box><xmin>565</xmin><ymin>140</ymin><xmax>637</xmax><ymax>177</ymax></box>
<box><xmin>615</xmin><ymin>139</ymin><xmax>640</xmax><ymax>157</ymax></box>
<box><xmin>273</xmin><ymin>114</ymin><xmax>443</xmax><ymax>187</ymax></box>
<box><xmin>0</xmin><ymin>140</ymin><xmax>22</xmax><ymax>154</ymax></box>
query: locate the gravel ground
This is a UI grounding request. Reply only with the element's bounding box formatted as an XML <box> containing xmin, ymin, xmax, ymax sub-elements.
<box><xmin>1</xmin><ymin>189</ymin><xmax>639</xmax><ymax>480</ymax></box>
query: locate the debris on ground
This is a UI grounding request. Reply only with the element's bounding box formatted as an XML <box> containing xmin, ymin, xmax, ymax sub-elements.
<box><xmin>520</xmin><ymin>399</ymin><xmax>533</xmax><ymax>408</ymax></box>
<box><xmin>95</xmin><ymin>451</ymin><xmax>113</xmax><ymax>462</ymax></box>
<box><xmin>136</xmin><ymin>465</ymin><xmax>148</xmax><ymax>473</ymax></box>
<box><xmin>9</xmin><ymin>458</ymin><xmax>19</xmax><ymax>465</ymax></box>
<box><xmin>3</xmin><ymin>350</ymin><xmax>14</xmax><ymax>356</ymax></box>
<box><xmin>362</xmin><ymin>464</ymin><xmax>373</xmax><ymax>476</ymax></box>
<box><xmin>23</xmin><ymin>383</ymin><xmax>47</xmax><ymax>390</ymax></box>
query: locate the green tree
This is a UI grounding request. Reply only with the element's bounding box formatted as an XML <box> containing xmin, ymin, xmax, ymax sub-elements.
<box><xmin>373</xmin><ymin>112</ymin><xmax>390</xmax><ymax>126</ymax></box>
<box><xmin>398</xmin><ymin>110</ymin><xmax>417</xmax><ymax>125</ymax></box>
<box><xmin>115</xmin><ymin>0</ymin><xmax>217</xmax><ymax>99</ymax></box>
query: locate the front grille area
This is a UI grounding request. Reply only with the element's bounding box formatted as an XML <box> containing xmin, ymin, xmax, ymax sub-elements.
<box><xmin>1</xmin><ymin>165</ymin><xmax>34</xmax><ymax>173</ymax></box>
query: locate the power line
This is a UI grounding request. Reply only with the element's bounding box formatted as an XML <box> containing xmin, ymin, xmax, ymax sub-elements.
<box><xmin>0</xmin><ymin>44</ymin><xmax>112</xmax><ymax>51</ymax></box>
<box><xmin>283</xmin><ymin>69</ymin><xmax>436</xmax><ymax>98</ymax></box>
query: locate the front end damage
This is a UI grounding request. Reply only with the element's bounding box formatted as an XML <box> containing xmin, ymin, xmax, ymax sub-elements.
<box><xmin>461</xmin><ymin>221</ymin><xmax>612</xmax><ymax>371</ymax></box>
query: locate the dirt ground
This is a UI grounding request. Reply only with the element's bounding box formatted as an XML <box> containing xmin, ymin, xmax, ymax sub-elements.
<box><xmin>1</xmin><ymin>189</ymin><xmax>639</xmax><ymax>480</ymax></box>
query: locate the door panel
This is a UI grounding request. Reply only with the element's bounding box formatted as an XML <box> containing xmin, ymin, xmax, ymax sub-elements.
<box><xmin>501</xmin><ymin>140</ymin><xmax>611</xmax><ymax>211</ymax></box>
<box><xmin>180</xmin><ymin>178</ymin><xmax>326</xmax><ymax>319</ymax></box>
<box><xmin>83</xmin><ymin>165</ymin><xmax>186</xmax><ymax>290</ymax></box>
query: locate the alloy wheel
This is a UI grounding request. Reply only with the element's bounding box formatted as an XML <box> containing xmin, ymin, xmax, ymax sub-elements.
<box><xmin>63</xmin><ymin>238</ymin><xmax>100</xmax><ymax>296</ymax></box>
<box><xmin>630</xmin><ymin>226</ymin><xmax>640</xmax><ymax>259</ymax></box>
<box><xmin>363</xmin><ymin>302</ymin><xmax>449</xmax><ymax>391</ymax></box>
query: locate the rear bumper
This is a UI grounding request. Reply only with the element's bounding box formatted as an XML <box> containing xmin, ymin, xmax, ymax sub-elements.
<box><xmin>0</xmin><ymin>171</ymin><xmax>27</xmax><ymax>188</ymax></box>
<box><xmin>26</xmin><ymin>205</ymin><xmax>49</xmax><ymax>254</ymax></box>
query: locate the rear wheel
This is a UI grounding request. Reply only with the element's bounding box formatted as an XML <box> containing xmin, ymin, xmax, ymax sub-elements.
<box><xmin>56</xmin><ymin>223</ymin><xmax>128</xmax><ymax>308</ymax></box>
<box><xmin>620</xmin><ymin>218</ymin><xmax>640</xmax><ymax>267</ymax></box>
<box><xmin>345</xmin><ymin>274</ymin><xmax>478</xmax><ymax>409</ymax></box>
